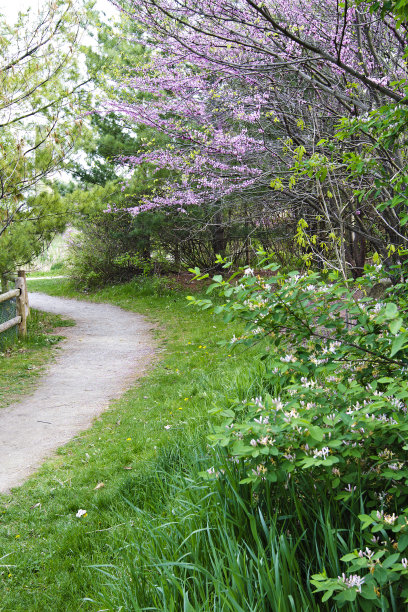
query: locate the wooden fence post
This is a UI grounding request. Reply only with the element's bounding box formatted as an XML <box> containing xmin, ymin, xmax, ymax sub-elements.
<box><xmin>15</xmin><ymin>277</ymin><xmax>27</xmax><ymax>338</ymax></box>
<box><xmin>18</xmin><ymin>270</ymin><xmax>30</xmax><ymax>318</ymax></box>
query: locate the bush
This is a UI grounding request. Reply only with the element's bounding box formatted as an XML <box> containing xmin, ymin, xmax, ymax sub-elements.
<box><xmin>68</xmin><ymin>211</ymin><xmax>155</xmax><ymax>288</ymax></box>
<box><xmin>188</xmin><ymin>257</ymin><xmax>408</xmax><ymax>609</ymax></box>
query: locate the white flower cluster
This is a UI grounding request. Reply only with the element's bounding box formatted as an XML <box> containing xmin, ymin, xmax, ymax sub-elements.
<box><xmin>358</xmin><ymin>547</ymin><xmax>374</xmax><ymax>560</ymax></box>
<box><xmin>338</xmin><ymin>573</ymin><xmax>365</xmax><ymax>592</ymax></box>
<box><xmin>254</xmin><ymin>415</ymin><xmax>269</xmax><ymax>425</ymax></box>
<box><xmin>313</xmin><ymin>447</ymin><xmax>330</xmax><ymax>460</ymax></box>
<box><xmin>300</xmin><ymin>376</ymin><xmax>316</xmax><ymax>388</ymax></box>
<box><xmin>376</xmin><ymin>510</ymin><xmax>398</xmax><ymax>525</ymax></box>
<box><xmin>281</xmin><ymin>354</ymin><xmax>296</xmax><ymax>363</ymax></box>
<box><xmin>322</xmin><ymin>341</ymin><xmax>341</xmax><ymax>355</ymax></box>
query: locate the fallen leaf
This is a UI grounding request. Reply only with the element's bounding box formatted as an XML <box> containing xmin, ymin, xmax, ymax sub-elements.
<box><xmin>123</xmin><ymin>466</ymin><xmax>132</xmax><ymax>470</ymax></box>
<box><xmin>94</xmin><ymin>482</ymin><xmax>105</xmax><ymax>490</ymax></box>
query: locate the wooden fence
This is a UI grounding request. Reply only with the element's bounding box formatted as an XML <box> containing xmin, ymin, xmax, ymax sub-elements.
<box><xmin>0</xmin><ymin>271</ymin><xmax>29</xmax><ymax>338</ymax></box>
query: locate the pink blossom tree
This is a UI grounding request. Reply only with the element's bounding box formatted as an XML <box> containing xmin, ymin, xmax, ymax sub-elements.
<box><xmin>107</xmin><ymin>0</ymin><xmax>408</xmax><ymax>274</ymax></box>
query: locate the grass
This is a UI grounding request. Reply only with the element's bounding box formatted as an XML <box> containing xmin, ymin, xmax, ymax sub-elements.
<box><xmin>0</xmin><ymin>309</ymin><xmax>74</xmax><ymax>410</ymax></box>
<box><xmin>0</xmin><ymin>275</ymin><xmax>265</xmax><ymax>611</ymax></box>
<box><xmin>27</xmin><ymin>269</ymin><xmax>68</xmax><ymax>278</ymax></box>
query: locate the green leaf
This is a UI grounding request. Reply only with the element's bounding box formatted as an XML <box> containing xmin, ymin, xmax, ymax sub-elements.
<box><xmin>322</xmin><ymin>590</ymin><xmax>334</xmax><ymax>602</ymax></box>
<box><xmin>341</xmin><ymin>552</ymin><xmax>358</xmax><ymax>562</ymax></box>
<box><xmin>389</xmin><ymin>317</ymin><xmax>403</xmax><ymax>334</ymax></box>
<box><xmin>308</xmin><ymin>426</ymin><xmax>324</xmax><ymax>442</ymax></box>
<box><xmin>239</xmin><ymin>477</ymin><xmax>256</xmax><ymax>484</ymax></box>
<box><xmin>373</xmin><ymin>564</ymin><xmax>388</xmax><ymax>585</ymax></box>
<box><xmin>334</xmin><ymin>589</ymin><xmax>357</xmax><ymax>602</ymax></box>
<box><xmin>382</xmin><ymin>553</ymin><xmax>400</xmax><ymax>568</ymax></box>
<box><xmin>360</xmin><ymin>583</ymin><xmax>379</xmax><ymax>600</ymax></box>
<box><xmin>220</xmin><ymin>409</ymin><xmax>235</xmax><ymax>418</ymax></box>
<box><xmin>390</xmin><ymin>333</ymin><xmax>407</xmax><ymax>357</ymax></box>
<box><xmin>385</xmin><ymin>302</ymin><xmax>398</xmax><ymax>319</ymax></box>
<box><xmin>358</xmin><ymin>514</ymin><xmax>373</xmax><ymax>529</ymax></box>
<box><xmin>398</xmin><ymin>534</ymin><xmax>408</xmax><ymax>551</ymax></box>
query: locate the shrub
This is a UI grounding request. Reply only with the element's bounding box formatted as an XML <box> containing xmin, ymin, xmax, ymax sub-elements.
<box><xmin>189</xmin><ymin>256</ymin><xmax>408</xmax><ymax>609</ymax></box>
<box><xmin>68</xmin><ymin>211</ymin><xmax>154</xmax><ymax>288</ymax></box>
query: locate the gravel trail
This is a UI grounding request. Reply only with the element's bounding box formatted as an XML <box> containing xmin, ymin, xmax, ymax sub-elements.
<box><xmin>0</xmin><ymin>292</ymin><xmax>156</xmax><ymax>493</ymax></box>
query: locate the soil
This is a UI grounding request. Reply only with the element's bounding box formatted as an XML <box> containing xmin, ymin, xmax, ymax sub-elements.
<box><xmin>0</xmin><ymin>292</ymin><xmax>156</xmax><ymax>493</ymax></box>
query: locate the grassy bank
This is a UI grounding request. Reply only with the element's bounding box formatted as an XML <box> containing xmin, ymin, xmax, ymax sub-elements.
<box><xmin>0</xmin><ymin>276</ymin><xmax>264</xmax><ymax>611</ymax></box>
<box><xmin>0</xmin><ymin>309</ymin><xmax>74</xmax><ymax>410</ymax></box>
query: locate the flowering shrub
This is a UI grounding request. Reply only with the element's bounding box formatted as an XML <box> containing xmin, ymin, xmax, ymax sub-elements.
<box><xmin>311</xmin><ymin>507</ymin><xmax>408</xmax><ymax>607</ymax></box>
<box><xmin>189</xmin><ymin>257</ymin><xmax>408</xmax><ymax>607</ymax></box>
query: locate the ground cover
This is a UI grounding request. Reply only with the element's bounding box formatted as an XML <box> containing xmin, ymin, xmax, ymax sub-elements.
<box><xmin>0</xmin><ymin>275</ymin><xmax>260</xmax><ymax>611</ymax></box>
<box><xmin>0</xmin><ymin>309</ymin><xmax>74</xmax><ymax>410</ymax></box>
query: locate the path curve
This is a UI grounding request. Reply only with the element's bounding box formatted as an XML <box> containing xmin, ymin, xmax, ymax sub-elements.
<box><xmin>0</xmin><ymin>292</ymin><xmax>156</xmax><ymax>493</ymax></box>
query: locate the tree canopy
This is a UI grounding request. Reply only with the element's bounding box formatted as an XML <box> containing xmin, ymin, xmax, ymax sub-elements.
<box><xmin>0</xmin><ymin>0</ymin><xmax>88</xmax><ymax>279</ymax></box>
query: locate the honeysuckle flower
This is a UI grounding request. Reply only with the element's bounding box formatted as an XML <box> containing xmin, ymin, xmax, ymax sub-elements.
<box><xmin>252</xmin><ymin>396</ymin><xmax>263</xmax><ymax>408</ymax></box>
<box><xmin>76</xmin><ymin>509</ymin><xmax>87</xmax><ymax>518</ymax></box>
<box><xmin>338</xmin><ymin>573</ymin><xmax>365</xmax><ymax>592</ymax></box>
<box><xmin>281</xmin><ymin>354</ymin><xmax>295</xmax><ymax>363</ymax></box>
<box><xmin>313</xmin><ymin>447</ymin><xmax>330</xmax><ymax>460</ymax></box>
<box><xmin>254</xmin><ymin>415</ymin><xmax>269</xmax><ymax>425</ymax></box>
<box><xmin>384</xmin><ymin>513</ymin><xmax>398</xmax><ymax>525</ymax></box>
<box><xmin>358</xmin><ymin>548</ymin><xmax>374</xmax><ymax>559</ymax></box>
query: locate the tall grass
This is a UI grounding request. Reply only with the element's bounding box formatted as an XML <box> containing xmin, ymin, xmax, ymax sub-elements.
<box><xmin>87</xmin><ymin>436</ymin><xmax>366</xmax><ymax>612</ymax></box>
<box><xmin>77</xmin><ymin>353</ymin><xmax>369</xmax><ymax>611</ymax></box>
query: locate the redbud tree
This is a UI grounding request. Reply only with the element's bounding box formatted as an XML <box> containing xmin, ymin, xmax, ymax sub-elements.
<box><xmin>108</xmin><ymin>0</ymin><xmax>408</xmax><ymax>275</ymax></box>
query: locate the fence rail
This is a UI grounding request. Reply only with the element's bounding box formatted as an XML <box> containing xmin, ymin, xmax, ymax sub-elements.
<box><xmin>0</xmin><ymin>316</ymin><xmax>21</xmax><ymax>335</ymax></box>
<box><xmin>0</xmin><ymin>289</ymin><xmax>20</xmax><ymax>305</ymax></box>
<box><xmin>0</xmin><ymin>272</ymin><xmax>28</xmax><ymax>339</ymax></box>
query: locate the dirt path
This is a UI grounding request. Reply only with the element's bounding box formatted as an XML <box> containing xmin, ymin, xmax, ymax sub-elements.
<box><xmin>0</xmin><ymin>292</ymin><xmax>156</xmax><ymax>493</ymax></box>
